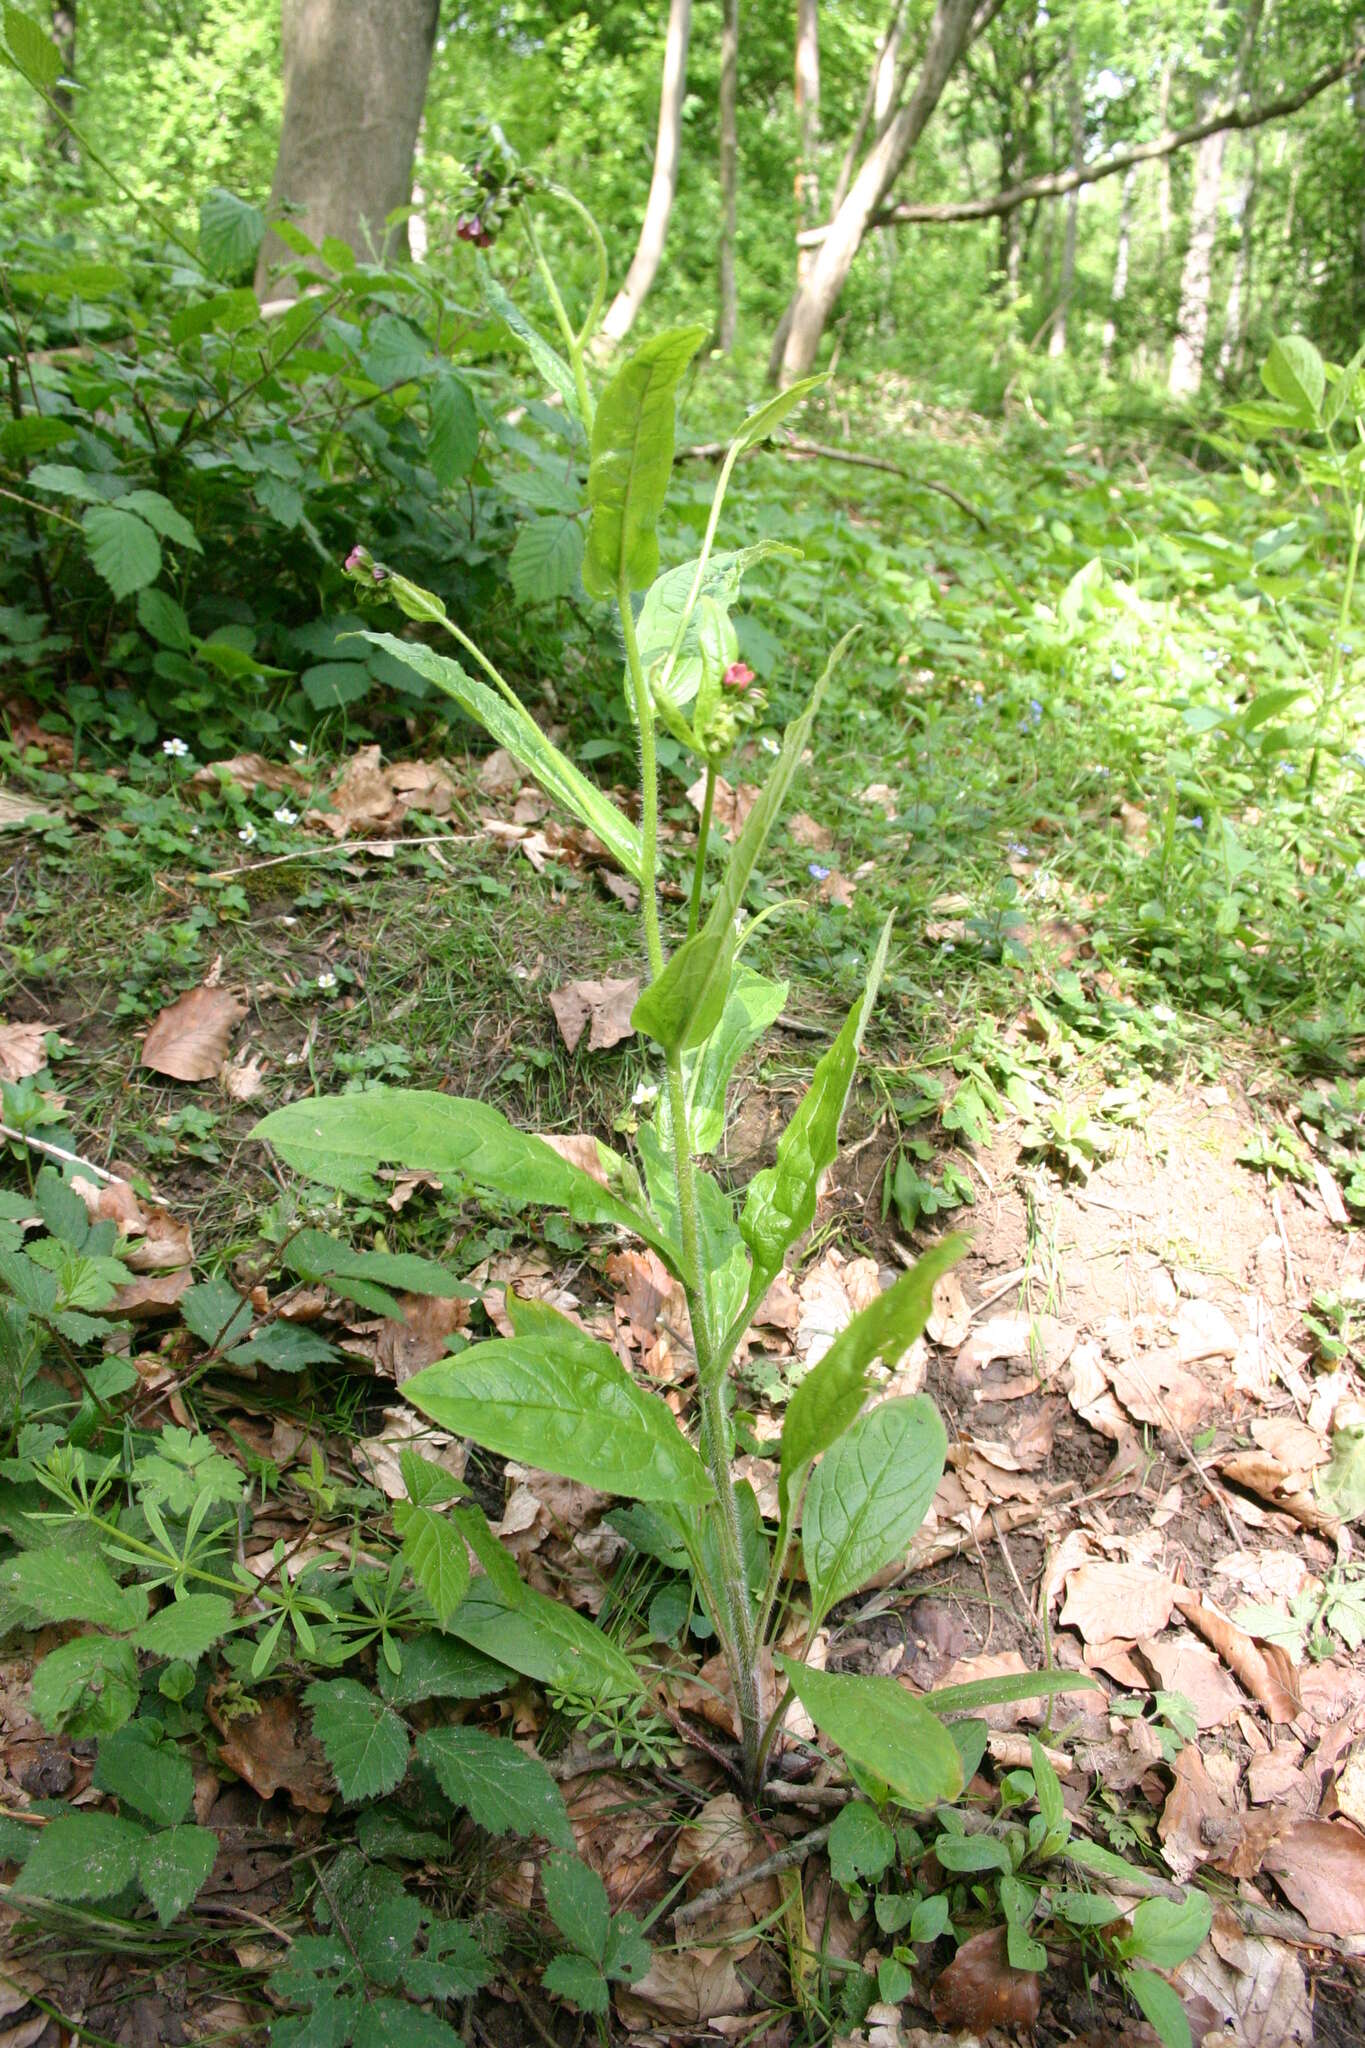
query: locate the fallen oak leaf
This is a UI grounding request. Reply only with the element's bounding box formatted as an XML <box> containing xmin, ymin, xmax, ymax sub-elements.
<box><xmin>1059</xmin><ymin>1561</ymin><xmax>1180</xmax><ymax>1645</ymax></box>
<box><xmin>1262</xmin><ymin>1817</ymin><xmax>1365</xmax><ymax>1936</ymax></box>
<box><xmin>548</xmin><ymin>976</ymin><xmax>639</xmax><ymax>1054</ymax></box>
<box><xmin>1172</xmin><ymin>1588</ymin><xmax>1302</xmax><ymax>1725</ymax></box>
<box><xmin>142</xmin><ymin>985</ymin><xmax>247</xmax><ymax>1083</ymax></box>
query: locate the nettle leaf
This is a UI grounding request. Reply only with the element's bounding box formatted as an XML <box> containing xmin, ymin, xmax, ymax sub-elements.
<box><xmin>543</xmin><ymin>1951</ymin><xmax>609</xmax><ymax>2014</ymax></box>
<box><xmin>774</xmin><ymin>1657</ymin><xmax>963</xmax><ymax>1810</ymax></box>
<box><xmin>803</xmin><ymin>1395</ymin><xmax>946</xmax><ymax>1623</ymax></box>
<box><xmin>30</xmin><ymin>1636</ymin><xmax>140</xmax><ymax>1737</ymax></box>
<box><xmin>404</xmin><ymin>1304</ymin><xmax>712</xmax><ymax>1505</ymax></box>
<box><xmin>306</xmin><ymin>1678</ymin><xmax>411</xmax><ymax>1803</ymax></box>
<box><xmin>509</xmin><ymin>516</ymin><xmax>584</xmax><ymax>606</ymax></box>
<box><xmin>81</xmin><ymin>504</ymin><xmax>161</xmax><ymax>598</ymax></box>
<box><xmin>583</xmin><ymin>325</ymin><xmax>708</xmax><ymax>599</ymax></box>
<box><xmin>133</xmin><ymin>1592</ymin><xmax>237</xmax><ymax>1663</ymax></box>
<box><xmin>138</xmin><ymin>1824</ymin><xmax>218</xmax><ymax>1925</ymax></box>
<box><xmin>742</xmin><ymin>913</ymin><xmax>892</xmax><ymax>1279</ymax></box>
<box><xmin>92</xmin><ymin>1722</ymin><xmax>194</xmax><ymax>1826</ymax></box>
<box><xmin>255</xmin><ymin>1087</ymin><xmax>673</xmax><ymax>1262</ymax></box>
<box><xmin>358</xmin><ymin>632</ymin><xmax>644</xmax><ymax>880</ymax></box>
<box><xmin>779</xmin><ymin>1237</ymin><xmax>964</xmax><ymax>1523</ymax></box>
<box><xmin>17</xmin><ymin>1811</ymin><xmax>143</xmax><ymax>1902</ymax></box>
<box><xmin>119</xmin><ymin>489</ymin><xmax>201</xmax><ymax>553</ymax></box>
<box><xmin>416</xmin><ymin>1726</ymin><xmax>573</xmax><ymax>1847</ymax></box>
<box><xmin>136</xmin><ymin>585</ymin><xmax>192</xmax><ymax>652</ymax></box>
<box><xmin>827</xmin><ymin>1800</ymin><xmax>896</xmax><ymax>1887</ymax></box>
<box><xmin>428</xmin><ymin>373</ymin><xmax>479</xmax><ymax>486</ymax></box>
<box><xmin>394</xmin><ymin>1503</ymin><xmax>470</xmax><ymax>1628</ymax></box>
<box><xmin>543</xmin><ymin>1852</ymin><xmax>610</xmax><ymax>1962</ymax></box>
<box><xmin>199</xmin><ymin>187</ymin><xmax>266</xmax><ymax>277</ymax></box>
<box><xmin>2</xmin><ymin>1545</ymin><xmax>147</xmax><ymax>1630</ymax></box>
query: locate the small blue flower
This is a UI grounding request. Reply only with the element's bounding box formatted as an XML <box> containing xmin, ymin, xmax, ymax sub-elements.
<box><xmin>808</xmin><ymin>862</ymin><xmax>831</xmax><ymax>881</ymax></box>
<box><xmin>1029</xmin><ymin>699</ymin><xmax>1043</xmax><ymax>718</ymax></box>
<box><xmin>1007</xmin><ymin>840</ymin><xmax>1030</xmax><ymax>859</ymax></box>
<box><xmin>972</xmin><ymin>691</ymin><xmax>984</xmax><ymax>708</ymax></box>
<box><xmin>1190</xmin><ymin>814</ymin><xmax>1205</xmax><ymax>830</ymax></box>
<box><xmin>1110</xmin><ymin>661</ymin><xmax>1126</xmax><ymax>681</ymax></box>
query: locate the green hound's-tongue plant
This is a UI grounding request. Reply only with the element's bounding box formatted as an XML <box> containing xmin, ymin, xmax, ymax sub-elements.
<box><xmin>255</xmin><ymin>200</ymin><xmax>1091</xmax><ymax>1801</ymax></box>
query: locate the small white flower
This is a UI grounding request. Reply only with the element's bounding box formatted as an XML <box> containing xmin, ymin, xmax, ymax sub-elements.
<box><xmin>1152</xmin><ymin>1002</ymin><xmax>1176</xmax><ymax>1024</ymax></box>
<box><xmin>288</xmin><ymin>740</ymin><xmax>307</xmax><ymax>756</ymax></box>
<box><xmin>273</xmin><ymin>805</ymin><xmax>299</xmax><ymax>826</ymax></box>
<box><xmin>238</xmin><ymin>823</ymin><xmax>257</xmax><ymax>845</ymax></box>
<box><xmin>759</xmin><ymin>734</ymin><xmax>780</xmax><ymax>755</ymax></box>
<box><xmin>316</xmin><ymin>970</ymin><xmax>338</xmax><ymax>991</ymax></box>
<box><xmin>1355</xmin><ymin>858</ymin><xmax>1365</xmax><ymax>879</ymax></box>
<box><xmin>631</xmin><ymin>1080</ymin><xmax>659</xmax><ymax>1107</ymax></box>
<box><xmin>162</xmin><ymin>737</ymin><xmax>189</xmax><ymax>758</ymax></box>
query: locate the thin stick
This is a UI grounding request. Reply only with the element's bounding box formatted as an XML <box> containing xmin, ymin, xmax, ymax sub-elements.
<box><xmin>676</xmin><ymin>436</ymin><xmax>989</xmax><ymax>530</ymax></box>
<box><xmin>0</xmin><ymin>1122</ymin><xmax>125</xmax><ymax>1186</ymax></box>
<box><xmin>201</xmin><ymin>834</ymin><xmax>476</xmax><ymax>881</ymax></box>
<box><xmin>674</xmin><ymin>1821</ymin><xmax>833</xmax><ymax>1926</ymax></box>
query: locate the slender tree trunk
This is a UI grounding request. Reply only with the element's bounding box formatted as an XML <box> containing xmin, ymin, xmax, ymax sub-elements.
<box><xmin>256</xmin><ymin>0</ymin><xmax>438</xmax><ymax>295</ymax></box>
<box><xmin>598</xmin><ymin>0</ymin><xmax>694</xmax><ymax>350</ymax></box>
<box><xmin>1155</xmin><ymin>51</ymin><xmax>1175</xmax><ymax>259</ymax></box>
<box><xmin>770</xmin><ymin>0</ymin><xmax>982</xmax><ymax>385</ymax></box>
<box><xmin>1100</xmin><ymin>165</ymin><xmax>1134</xmax><ymax>376</ymax></box>
<box><xmin>47</xmin><ymin>2</ymin><xmax>77</xmax><ymax>164</ymax></box>
<box><xmin>829</xmin><ymin>1</ymin><xmax>906</xmax><ymax>234</ymax></box>
<box><xmin>1048</xmin><ymin>40</ymin><xmax>1084</xmax><ymax>356</ymax></box>
<box><xmin>1169</xmin><ymin>0</ymin><xmax>1265</xmax><ymax>399</ymax></box>
<box><xmin>1216</xmin><ymin>136</ymin><xmax>1257</xmax><ymax>378</ymax></box>
<box><xmin>717</xmin><ymin>0</ymin><xmax>740</xmax><ymax>349</ymax></box>
<box><xmin>795</xmin><ymin>0</ymin><xmax>822</xmax><ymax>281</ymax></box>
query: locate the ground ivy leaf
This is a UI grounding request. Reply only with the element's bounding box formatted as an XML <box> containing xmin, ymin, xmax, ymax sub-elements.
<box><xmin>305</xmin><ymin>1679</ymin><xmax>410</xmax><ymax>1803</ymax></box>
<box><xmin>416</xmin><ymin>1726</ymin><xmax>572</xmax><ymax>1848</ymax></box>
<box><xmin>138</xmin><ymin>1824</ymin><xmax>218</xmax><ymax>1926</ymax></box>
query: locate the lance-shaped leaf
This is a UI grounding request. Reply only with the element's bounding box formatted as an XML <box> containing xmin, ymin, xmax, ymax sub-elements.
<box><xmin>359</xmin><ymin>631</ymin><xmax>642</xmax><ymax>879</ymax></box>
<box><xmin>583</xmin><ymin>326</ymin><xmax>708</xmax><ymax>597</ymax></box>
<box><xmin>920</xmin><ymin>1667</ymin><xmax>1099</xmax><ymax>1716</ymax></box>
<box><xmin>678</xmin><ymin>964</ymin><xmax>789</xmax><ymax>1155</ymax></box>
<box><xmin>774</xmin><ymin>1656</ymin><xmax>963</xmax><ymax>1810</ymax></box>
<box><xmin>636</xmin><ymin>1121</ymin><xmax>751</xmax><ymax>1342</ymax></box>
<box><xmin>778</xmin><ymin>1236</ymin><xmax>965</xmax><ymax>1523</ymax></box>
<box><xmin>635</xmin><ymin>541</ymin><xmax>800</xmax><ymax>710</ymax></box>
<box><xmin>633</xmin><ymin>630</ymin><xmax>854</xmax><ymax>1056</ymax></box>
<box><xmin>479</xmin><ymin>262</ymin><xmax>581</xmax><ymax>425</ymax></box>
<box><xmin>254</xmin><ymin>1089</ymin><xmax>678</xmax><ymax>1268</ymax></box>
<box><xmin>741</xmin><ymin>913</ymin><xmax>892</xmax><ymax>1279</ymax></box>
<box><xmin>802</xmin><ymin>1394</ymin><xmax>946</xmax><ymax>1623</ymax></box>
<box><xmin>448</xmin><ymin>1575</ymin><xmax>641</xmax><ymax>1703</ymax></box>
<box><xmin>403</xmin><ymin>1298</ymin><xmax>713</xmax><ymax>1504</ymax></box>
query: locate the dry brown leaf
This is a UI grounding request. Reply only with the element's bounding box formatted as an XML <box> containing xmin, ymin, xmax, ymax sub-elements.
<box><xmin>955</xmin><ymin>1314</ymin><xmax>1032</xmax><ymax>1375</ymax></box>
<box><xmin>788</xmin><ymin>811</ymin><xmax>833</xmax><ymax>851</ymax></box>
<box><xmin>476</xmin><ymin>747</ymin><xmax>523</xmax><ymax>798</ymax></box>
<box><xmin>1262</xmin><ymin>1818</ymin><xmax>1365</xmax><ymax>1934</ymax></box>
<box><xmin>191</xmin><ymin>753</ymin><xmax>309</xmax><ymax>798</ymax></box>
<box><xmin>322</xmin><ymin>744</ymin><xmax>401</xmax><ymax>832</ymax></box>
<box><xmin>1138</xmin><ymin>1637</ymin><xmax>1244</xmax><ymax>1731</ymax></box>
<box><xmin>687</xmin><ymin>773</ymin><xmax>758</xmax><ymax>842</ymax></box>
<box><xmin>209</xmin><ymin>1693</ymin><xmax>332</xmax><ymax>1813</ymax></box>
<box><xmin>0</xmin><ymin>1021</ymin><xmax>63</xmax><ymax>1082</ymax></box>
<box><xmin>927</xmin><ymin>1268</ymin><xmax>970</xmax><ymax>1348</ymax></box>
<box><xmin>1175</xmin><ymin>1908</ymin><xmax>1312</xmax><ymax>2045</ymax></box>
<box><xmin>222</xmin><ymin>1052</ymin><xmax>267</xmax><ymax>1102</ymax></box>
<box><xmin>563</xmin><ymin>1769</ymin><xmax>672</xmax><ymax>1913</ymax></box>
<box><xmin>0</xmin><ymin>786</ymin><xmax>61</xmax><ymax>830</ymax></box>
<box><xmin>362</xmin><ymin>1291</ymin><xmax>470</xmax><ymax>1382</ymax></box>
<box><xmin>142</xmin><ymin>985</ymin><xmax>247</xmax><ymax>1082</ymax></box>
<box><xmin>352</xmin><ymin>1406</ymin><xmax>467</xmax><ymax>1499</ymax></box>
<box><xmin>929</xmin><ymin>1924</ymin><xmax>1042</xmax><ymax>2032</ymax></box>
<box><xmin>859</xmin><ymin>781</ymin><xmax>897</xmax><ymax>816</ymax></box>
<box><xmin>1059</xmin><ymin>1561</ymin><xmax>1179</xmax><ymax>1645</ymax></box>
<box><xmin>548</xmin><ymin>976</ymin><xmax>639</xmax><ymax>1054</ymax></box>
<box><xmin>617</xmin><ymin>1950</ymin><xmax>746</xmax><ymax>2030</ymax></box>
<box><xmin>1105</xmin><ymin>1346</ymin><xmax>1213</xmax><ymax>1434</ymax></box>
<box><xmin>540</xmin><ymin>1132</ymin><xmax>612</xmax><ymax>1187</ymax></box>
<box><xmin>668</xmin><ymin>1793</ymin><xmax>780</xmax><ymax>1953</ymax></box>
<box><xmin>1173</xmin><ymin>1589</ymin><xmax>1302</xmax><ymax>1725</ymax></box>
<box><xmin>110</xmin><ymin>1268</ymin><xmax>192</xmax><ymax>1319</ymax></box>
<box><xmin>1159</xmin><ymin>1741</ymin><xmax>1235</xmax><ymax>1882</ymax></box>
<box><xmin>383</xmin><ymin>1169</ymin><xmax>442</xmax><ymax>1212</ymax></box>
<box><xmin>818</xmin><ymin>868</ymin><xmax>856</xmax><ymax>907</ymax></box>
<box><xmin>1175</xmin><ymin>1296</ymin><xmax>1241</xmax><ymax>1365</ymax></box>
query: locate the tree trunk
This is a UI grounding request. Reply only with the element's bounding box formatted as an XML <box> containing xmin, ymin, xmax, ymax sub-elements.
<box><xmin>598</xmin><ymin>0</ymin><xmax>694</xmax><ymax>350</ymax></box>
<box><xmin>1216</xmin><ymin>136</ymin><xmax>1257</xmax><ymax>379</ymax></box>
<box><xmin>47</xmin><ymin>2</ymin><xmax>77</xmax><ymax>164</ymax></box>
<box><xmin>769</xmin><ymin>0</ymin><xmax>982</xmax><ymax>386</ymax></box>
<box><xmin>256</xmin><ymin>0</ymin><xmax>438</xmax><ymax>296</ymax></box>
<box><xmin>1048</xmin><ymin>40</ymin><xmax>1084</xmax><ymax>357</ymax></box>
<box><xmin>1100</xmin><ymin>165</ymin><xmax>1134</xmax><ymax>376</ymax></box>
<box><xmin>717</xmin><ymin>0</ymin><xmax>740</xmax><ymax>349</ymax></box>
<box><xmin>1169</xmin><ymin>0</ymin><xmax>1265</xmax><ymax>399</ymax></box>
<box><xmin>1155</xmin><ymin>51</ymin><xmax>1174</xmax><ymax>258</ymax></box>
<box><xmin>830</xmin><ymin>1</ymin><xmax>906</xmax><ymax>228</ymax></box>
<box><xmin>794</xmin><ymin>0</ymin><xmax>822</xmax><ymax>281</ymax></box>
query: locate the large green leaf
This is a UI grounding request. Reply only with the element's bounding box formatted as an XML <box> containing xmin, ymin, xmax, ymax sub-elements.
<box><xmin>583</xmin><ymin>326</ymin><xmax>708</xmax><ymax>598</ymax></box>
<box><xmin>635</xmin><ymin>542</ymin><xmax>799</xmax><ymax>709</ymax></box>
<box><xmin>741</xmin><ymin>914</ymin><xmax>892</xmax><ymax>1279</ymax></box>
<box><xmin>2</xmin><ymin>1545</ymin><xmax>147</xmax><ymax>1630</ymax></box>
<box><xmin>779</xmin><ymin>1237</ymin><xmax>965</xmax><ymax>1522</ymax></box>
<box><xmin>416</xmin><ymin>1726</ymin><xmax>573</xmax><ymax>1847</ymax></box>
<box><xmin>510</xmin><ymin>516</ymin><xmax>585</xmax><ymax>605</ymax></box>
<box><xmin>1115</xmin><ymin>1891</ymin><xmax>1213</xmax><ymax>1971</ymax></box>
<box><xmin>633</xmin><ymin>633</ymin><xmax>851</xmax><ymax>1054</ymax></box>
<box><xmin>198</xmin><ymin>186</ymin><xmax>266</xmax><ymax>277</ymax></box>
<box><xmin>404</xmin><ymin>1300</ymin><xmax>712</xmax><ymax>1504</ymax></box>
<box><xmin>446</xmin><ymin>1576</ymin><xmax>640</xmax><ymax>1704</ymax></box>
<box><xmin>676</xmin><ymin>964</ymin><xmax>789</xmax><ymax>1155</ymax></box>
<box><xmin>2</xmin><ymin>4</ymin><xmax>62</xmax><ymax>88</ymax></box>
<box><xmin>358</xmin><ymin>632</ymin><xmax>643</xmax><ymax>880</ymax></box>
<box><xmin>253</xmin><ymin>1089</ymin><xmax>676</xmax><ymax>1265</ymax></box>
<box><xmin>17</xmin><ymin>1812</ymin><xmax>144</xmax><ymax>1902</ymax></box>
<box><xmin>774</xmin><ymin>1657</ymin><xmax>963</xmax><ymax>1809</ymax></box>
<box><xmin>30</xmin><ymin>1636</ymin><xmax>139</xmax><ymax>1737</ymax></box>
<box><xmin>82</xmin><ymin>504</ymin><xmax>161</xmax><ymax>598</ymax></box>
<box><xmin>1121</xmin><ymin>1967</ymin><xmax>1194</xmax><ymax>2048</ymax></box>
<box><xmin>428</xmin><ymin>373</ymin><xmax>479</xmax><ymax>485</ymax></box>
<box><xmin>306</xmin><ymin>1678</ymin><xmax>410</xmax><ymax>1803</ymax></box>
<box><xmin>802</xmin><ymin>1395</ymin><xmax>947</xmax><ymax>1622</ymax></box>
<box><xmin>1261</xmin><ymin>335</ymin><xmax>1325</xmax><ymax>426</ymax></box>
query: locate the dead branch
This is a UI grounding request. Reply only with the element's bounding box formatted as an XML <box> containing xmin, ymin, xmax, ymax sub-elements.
<box><xmin>675</xmin><ymin>436</ymin><xmax>990</xmax><ymax>529</ymax></box>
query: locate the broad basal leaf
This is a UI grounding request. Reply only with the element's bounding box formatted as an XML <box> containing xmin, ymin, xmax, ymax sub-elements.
<box><xmin>92</xmin><ymin>1722</ymin><xmax>194</xmax><ymax>1826</ymax></box>
<box><xmin>583</xmin><ymin>326</ymin><xmax>708</xmax><ymax>598</ymax></box>
<box><xmin>138</xmin><ymin>1824</ymin><xmax>218</xmax><ymax>1926</ymax></box>
<box><xmin>416</xmin><ymin>1726</ymin><xmax>573</xmax><ymax>1847</ymax></box>
<box><xmin>1115</xmin><ymin>1891</ymin><xmax>1213</xmax><ymax>1971</ymax></box>
<box><xmin>446</xmin><ymin>1575</ymin><xmax>640</xmax><ymax>1705</ymax></box>
<box><xmin>774</xmin><ymin>1657</ymin><xmax>963</xmax><ymax>1809</ymax></box>
<box><xmin>921</xmin><ymin>1667</ymin><xmax>1098</xmax><ymax>1716</ymax></box>
<box><xmin>802</xmin><ymin>1394</ymin><xmax>947</xmax><ymax>1622</ymax></box>
<box><xmin>17</xmin><ymin>1811</ymin><xmax>143</xmax><ymax>1902</ymax></box>
<box><xmin>741</xmin><ymin>913</ymin><xmax>891</xmax><ymax>1279</ymax></box>
<box><xmin>779</xmin><ymin>1238</ymin><xmax>965</xmax><ymax>1523</ymax></box>
<box><xmin>404</xmin><ymin>1303</ymin><xmax>712</xmax><ymax>1504</ymax></box>
<box><xmin>306</xmin><ymin>1678</ymin><xmax>410</xmax><ymax>1804</ymax></box>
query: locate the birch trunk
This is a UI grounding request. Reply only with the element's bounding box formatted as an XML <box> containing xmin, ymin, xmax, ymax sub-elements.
<box><xmin>1100</xmin><ymin>165</ymin><xmax>1135</xmax><ymax>376</ymax></box>
<box><xmin>1216</xmin><ymin>137</ymin><xmax>1257</xmax><ymax>379</ymax></box>
<box><xmin>598</xmin><ymin>0</ymin><xmax>694</xmax><ymax>351</ymax></box>
<box><xmin>1169</xmin><ymin>0</ymin><xmax>1265</xmax><ymax>399</ymax></box>
<box><xmin>717</xmin><ymin>0</ymin><xmax>740</xmax><ymax>350</ymax></box>
<box><xmin>795</xmin><ymin>0</ymin><xmax>822</xmax><ymax>282</ymax></box>
<box><xmin>1048</xmin><ymin>41</ymin><xmax>1084</xmax><ymax>357</ymax></box>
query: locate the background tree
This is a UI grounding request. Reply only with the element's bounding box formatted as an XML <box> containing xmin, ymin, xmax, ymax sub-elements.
<box><xmin>47</xmin><ymin>1</ymin><xmax>75</xmax><ymax>163</ymax></box>
<box><xmin>717</xmin><ymin>0</ymin><xmax>740</xmax><ymax>347</ymax></box>
<box><xmin>597</xmin><ymin>0</ymin><xmax>694</xmax><ymax>348</ymax></box>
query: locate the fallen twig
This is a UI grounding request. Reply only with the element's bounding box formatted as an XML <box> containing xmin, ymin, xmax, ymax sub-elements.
<box><xmin>675</xmin><ymin>437</ymin><xmax>990</xmax><ymax>530</ymax></box>
<box><xmin>674</xmin><ymin>1820</ymin><xmax>833</xmax><ymax>1927</ymax></box>
<box><xmin>0</xmin><ymin>1122</ymin><xmax>126</xmax><ymax>1186</ymax></box>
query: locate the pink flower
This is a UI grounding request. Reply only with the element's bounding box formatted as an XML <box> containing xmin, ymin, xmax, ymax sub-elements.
<box><xmin>723</xmin><ymin>660</ymin><xmax>755</xmax><ymax>691</ymax></box>
<box><xmin>344</xmin><ymin>545</ymin><xmax>365</xmax><ymax>573</ymax></box>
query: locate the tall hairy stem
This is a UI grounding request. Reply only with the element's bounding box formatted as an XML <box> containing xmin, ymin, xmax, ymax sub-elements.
<box><xmin>620</xmin><ymin>576</ymin><xmax>762</xmax><ymax>1789</ymax></box>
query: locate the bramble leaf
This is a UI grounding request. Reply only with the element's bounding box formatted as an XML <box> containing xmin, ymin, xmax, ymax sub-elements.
<box><xmin>416</xmin><ymin>1726</ymin><xmax>573</xmax><ymax>1847</ymax></box>
<box><xmin>306</xmin><ymin>1678</ymin><xmax>411</xmax><ymax>1803</ymax></box>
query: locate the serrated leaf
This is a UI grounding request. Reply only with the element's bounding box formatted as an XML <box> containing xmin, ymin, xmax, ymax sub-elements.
<box><xmin>82</xmin><ymin>505</ymin><xmax>161</xmax><ymax>599</ymax></box>
<box><xmin>779</xmin><ymin>1236</ymin><xmax>964</xmax><ymax>1522</ymax></box>
<box><xmin>119</xmin><ymin>489</ymin><xmax>202</xmax><ymax>553</ymax></box>
<box><xmin>774</xmin><ymin>1656</ymin><xmax>963</xmax><ymax>1810</ymax></box>
<box><xmin>416</xmin><ymin>1725</ymin><xmax>572</xmax><ymax>1846</ymax></box>
<box><xmin>827</xmin><ymin>1801</ymin><xmax>896</xmax><ymax>1887</ymax></box>
<box><xmin>17</xmin><ymin>1811</ymin><xmax>143</xmax><ymax>1901</ymax></box>
<box><xmin>378</xmin><ymin>1633</ymin><xmax>508</xmax><ymax>1710</ymax></box>
<box><xmin>428</xmin><ymin>374</ymin><xmax>479</xmax><ymax>485</ymax></box>
<box><xmin>395</xmin><ymin>1503</ymin><xmax>470</xmax><ymax>1628</ymax></box>
<box><xmin>138</xmin><ymin>1824</ymin><xmax>218</xmax><ymax>1925</ymax></box>
<box><xmin>133</xmin><ymin>1592</ymin><xmax>236</xmax><ymax>1663</ymax></box>
<box><xmin>92</xmin><ymin>1722</ymin><xmax>194</xmax><ymax>1825</ymax></box>
<box><xmin>803</xmin><ymin>1395</ymin><xmax>946</xmax><ymax>1623</ymax></box>
<box><xmin>3</xmin><ymin>3</ymin><xmax>62</xmax><ymax>87</ymax></box>
<box><xmin>543</xmin><ymin>1951</ymin><xmax>609</xmax><ymax>2014</ymax></box>
<box><xmin>306</xmin><ymin>1679</ymin><xmax>410</xmax><ymax>1803</ymax></box>
<box><xmin>199</xmin><ymin>187</ymin><xmax>266</xmax><ymax>278</ymax></box>
<box><xmin>2</xmin><ymin>1545</ymin><xmax>147</xmax><ymax>1629</ymax></box>
<box><xmin>353</xmin><ymin>2000</ymin><xmax>463</xmax><ymax>2048</ymax></box>
<box><xmin>509</xmin><ymin>516</ymin><xmax>584</xmax><ymax>605</ymax></box>
<box><xmin>583</xmin><ymin>326</ymin><xmax>707</xmax><ymax>598</ymax></box>
<box><xmin>543</xmin><ymin>1852</ymin><xmax>610</xmax><ymax>1962</ymax></box>
<box><xmin>404</xmin><ymin>1305</ymin><xmax>712</xmax><ymax>1505</ymax></box>
<box><xmin>30</xmin><ymin>1636</ymin><xmax>139</xmax><ymax>1736</ymax></box>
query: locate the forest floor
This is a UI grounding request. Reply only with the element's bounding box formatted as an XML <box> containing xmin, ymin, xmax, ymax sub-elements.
<box><xmin>1</xmin><ymin>398</ymin><xmax>1364</xmax><ymax>2045</ymax></box>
